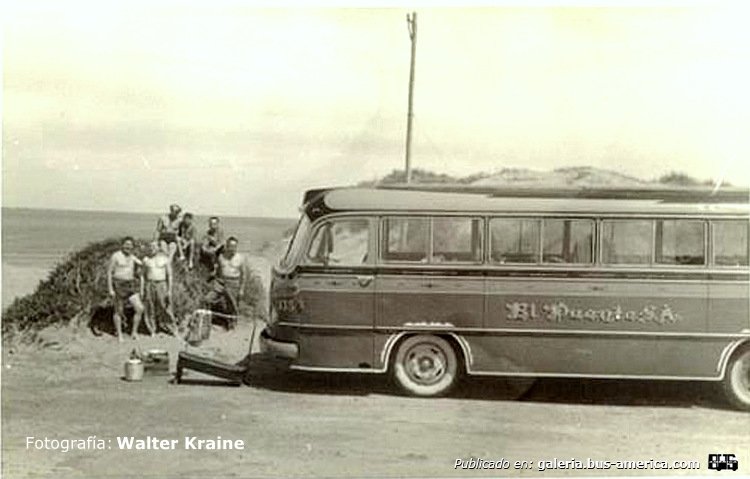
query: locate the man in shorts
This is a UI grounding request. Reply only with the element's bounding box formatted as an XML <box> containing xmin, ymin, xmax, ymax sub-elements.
<box><xmin>177</xmin><ymin>212</ymin><xmax>197</xmax><ymax>269</ymax></box>
<box><xmin>155</xmin><ymin>204</ymin><xmax>183</xmax><ymax>261</ymax></box>
<box><xmin>107</xmin><ymin>237</ymin><xmax>145</xmax><ymax>342</ymax></box>
<box><xmin>143</xmin><ymin>241</ymin><xmax>179</xmax><ymax>337</ymax></box>
<box><xmin>205</xmin><ymin>236</ymin><xmax>245</xmax><ymax>328</ymax></box>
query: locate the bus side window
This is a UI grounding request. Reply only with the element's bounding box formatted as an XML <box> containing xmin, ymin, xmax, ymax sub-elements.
<box><xmin>489</xmin><ymin>218</ymin><xmax>540</xmax><ymax>264</ymax></box>
<box><xmin>432</xmin><ymin>217</ymin><xmax>483</xmax><ymax>263</ymax></box>
<box><xmin>307</xmin><ymin>224</ymin><xmax>332</xmax><ymax>264</ymax></box>
<box><xmin>382</xmin><ymin>217</ymin><xmax>429</xmax><ymax>263</ymax></box>
<box><xmin>542</xmin><ymin>219</ymin><xmax>594</xmax><ymax>264</ymax></box>
<box><xmin>655</xmin><ymin>219</ymin><xmax>705</xmax><ymax>266</ymax></box>
<box><xmin>306</xmin><ymin>219</ymin><xmax>369</xmax><ymax>266</ymax></box>
<box><xmin>713</xmin><ymin>220</ymin><xmax>749</xmax><ymax>267</ymax></box>
<box><xmin>601</xmin><ymin>220</ymin><xmax>652</xmax><ymax>265</ymax></box>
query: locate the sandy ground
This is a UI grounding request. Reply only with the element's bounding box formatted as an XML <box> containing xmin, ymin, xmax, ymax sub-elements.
<box><xmin>2</xmin><ymin>256</ymin><xmax>750</xmax><ymax>478</ymax></box>
<box><xmin>3</xmin><ymin>318</ymin><xmax>750</xmax><ymax>478</ymax></box>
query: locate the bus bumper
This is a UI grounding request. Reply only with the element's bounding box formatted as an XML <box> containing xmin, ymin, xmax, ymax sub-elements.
<box><xmin>260</xmin><ymin>329</ymin><xmax>299</xmax><ymax>360</ymax></box>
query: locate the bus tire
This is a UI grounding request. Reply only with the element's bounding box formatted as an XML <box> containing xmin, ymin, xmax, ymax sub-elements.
<box><xmin>392</xmin><ymin>335</ymin><xmax>459</xmax><ymax>397</ymax></box>
<box><xmin>722</xmin><ymin>346</ymin><xmax>750</xmax><ymax>411</ymax></box>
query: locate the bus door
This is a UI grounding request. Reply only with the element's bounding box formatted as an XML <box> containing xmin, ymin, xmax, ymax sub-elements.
<box><xmin>295</xmin><ymin>217</ymin><xmax>376</xmax><ymax>369</ymax></box>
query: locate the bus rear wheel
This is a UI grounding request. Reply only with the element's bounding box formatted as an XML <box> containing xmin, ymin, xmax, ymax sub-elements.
<box><xmin>392</xmin><ymin>335</ymin><xmax>459</xmax><ymax>397</ymax></box>
<box><xmin>723</xmin><ymin>346</ymin><xmax>750</xmax><ymax>411</ymax></box>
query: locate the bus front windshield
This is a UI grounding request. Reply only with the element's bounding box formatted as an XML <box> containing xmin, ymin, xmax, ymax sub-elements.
<box><xmin>280</xmin><ymin>214</ymin><xmax>311</xmax><ymax>269</ymax></box>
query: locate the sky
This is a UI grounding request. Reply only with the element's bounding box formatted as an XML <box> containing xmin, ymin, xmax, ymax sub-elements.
<box><xmin>3</xmin><ymin>1</ymin><xmax>749</xmax><ymax>218</ymax></box>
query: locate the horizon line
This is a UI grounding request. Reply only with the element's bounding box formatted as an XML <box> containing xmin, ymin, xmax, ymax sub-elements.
<box><xmin>0</xmin><ymin>205</ymin><xmax>298</xmax><ymax>221</ymax></box>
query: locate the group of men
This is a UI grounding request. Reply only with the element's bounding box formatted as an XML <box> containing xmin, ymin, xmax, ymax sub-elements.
<box><xmin>106</xmin><ymin>204</ymin><xmax>247</xmax><ymax>341</ymax></box>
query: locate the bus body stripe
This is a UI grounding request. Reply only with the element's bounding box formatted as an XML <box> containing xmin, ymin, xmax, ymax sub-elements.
<box><xmin>276</xmin><ymin>321</ymin><xmax>750</xmax><ymax>339</ymax></box>
<box><xmin>297</xmin><ymin>266</ymin><xmax>748</xmax><ymax>282</ymax></box>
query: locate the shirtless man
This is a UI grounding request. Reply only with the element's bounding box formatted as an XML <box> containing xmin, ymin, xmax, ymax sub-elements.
<box><xmin>107</xmin><ymin>237</ymin><xmax>145</xmax><ymax>342</ymax></box>
<box><xmin>177</xmin><ymin>212</ymin><xmax>196</xmax><ymax>269</ymax></box>
<box><xmin>199</xmin><ymin>216</ymin><xmax>224</xmax><ymax>270</ymax></box>
<box><xmin>205</xmin><ymin>236</ymin><xmax>245</xmax><ymax>327</ymax></box>
<box><xmin>155</xmin><ymin>204</ymin><xmax>183</xmax><ymax>261</ymax></box>
<box><xmin>143</xmin><ymin>241</ymin><xmax>179</xmax><ymax>336</ymax></box>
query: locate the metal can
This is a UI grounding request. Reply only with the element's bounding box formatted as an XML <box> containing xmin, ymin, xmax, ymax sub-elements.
<box><xmin>124</xmin><ymin>358</ymin><xmax>144</xmax><ymax>381</ymax></box>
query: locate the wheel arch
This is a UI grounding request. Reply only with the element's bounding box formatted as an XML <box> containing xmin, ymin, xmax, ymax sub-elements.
<box><xmin>720</xmin><ymin>338</ymin><xmax>750</xmax><ymax>380</ymax></box>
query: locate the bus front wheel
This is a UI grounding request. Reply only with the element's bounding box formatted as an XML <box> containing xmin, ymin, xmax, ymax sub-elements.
<box><xmin>723</xmin><ymin>346</ymin><xmax>750</xmax><ymax>411</ymax></box>
<box><xmin>392</xmin><ymin>335</ymin><xmax>459</xmax><ymax>397</ymax></box>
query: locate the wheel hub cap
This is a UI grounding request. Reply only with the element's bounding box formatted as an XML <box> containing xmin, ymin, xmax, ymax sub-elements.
<box><xmin>405</xmin><ymin>344</ymin><xmax>446</xmax><ymax>385</ymax></box>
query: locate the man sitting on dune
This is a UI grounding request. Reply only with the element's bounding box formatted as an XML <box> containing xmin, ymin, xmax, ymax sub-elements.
<box><xmin>107</xmin><ymin>237</ymin><xmax>145</xmax><ymax>342</ymax></box>
<box><xmin>177</xmin><ymin>212</ymin><xmax>196</xmax><ymax>269</ymax></box>
<box><xmin>199</xmin><ymin>216</ymin><xmax>224</xmax><ymax>270</ymax></box>
<box><xmin>155</xmin><ymin>204</ymin><xmax>183</xmax><ymax>261</ymax></box>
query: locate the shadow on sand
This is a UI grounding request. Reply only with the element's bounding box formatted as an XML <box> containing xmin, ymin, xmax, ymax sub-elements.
<box><xmin>237</xmin><ymin>353</ymin><xmax>729</xmax><ymax>410</ymax></box>
<box><xmin>89</xmin><ymin>304</ymin><xmax>157</xmax><ymax>337</ymax></box>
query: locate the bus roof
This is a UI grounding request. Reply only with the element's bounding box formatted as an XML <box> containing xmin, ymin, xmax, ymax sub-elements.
<box><xmin>304</xmin><ymin>186</ymin><xmax>750</xmax><ymax>220</ymax></box>
<box><xmin>377</xmin><ymin>183</ymin><xmax>750</xmax><ymax>202</ymax></box>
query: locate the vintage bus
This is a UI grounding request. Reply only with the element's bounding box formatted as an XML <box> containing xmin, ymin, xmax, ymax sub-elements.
<box><xmin>260</xmin><ymin>187</ymin><xmax>750</xmax><ymax>409</ymax></box>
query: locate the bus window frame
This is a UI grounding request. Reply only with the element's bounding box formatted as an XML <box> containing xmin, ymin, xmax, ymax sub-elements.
<box><xmin>302</xmin><ymin>215</ymin><xmax>376</xmax><ymax>267</ymax></box>
<box><xmin>430</xmin><ymin>216</ymin><xmax>485</xmax><ymax>265</ymax></box>
<box><xmin>296</xmin><ymin>212</ymin><xmax>750</xmax><ymax>272</ymax></box>
<box><xmin>540</xmin><ymin>217</ymin><xmax>597</xmax><ymax>266</ymax></box>
<box><xmin>599</xmin><ymin>217</ymin><xmax>656</xmax><ymax>267</ymax></box>
<box><xmin>487</xmin><ymin>216</ymin><xmax>543</xmax><ymax>265</ymax></box>
<box><xmin>710</xmin><ymin>218</ymin><xmax>750</xmax><ymax>269</ymax></box>
<box><xmin>652</xmin><ymin>218</ymin><xmax>708</xmax><ymax>268</ymax></box>
<box><xmin>379</xmin><ymin>215</ymin><xmax>432</xmax><ymax>264</ymax></box>
<box><xmin>279</xmin><ymin>214</ymin><xmax>312</xmax><ymax>271</ymax></box>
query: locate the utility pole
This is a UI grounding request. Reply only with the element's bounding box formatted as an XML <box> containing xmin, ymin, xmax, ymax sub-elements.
<box><xmin>405</xmin><ymin>12</ymin><xmax>417</xmax><ymax>184</ymax></box>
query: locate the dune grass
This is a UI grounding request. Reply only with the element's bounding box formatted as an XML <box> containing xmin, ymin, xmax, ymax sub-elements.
<box><xmin>2</xmin><ymin>237</ymin><xmax>265</xmax><ymax>342</ymax></box>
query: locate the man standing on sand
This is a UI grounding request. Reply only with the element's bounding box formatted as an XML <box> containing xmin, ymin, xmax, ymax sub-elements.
<box><xmin>155</xmin><ymin>204</ymin><xmax>183</xmax><ymax>261</ymax></box>
<box><xmin>205</xmin><ymin>236</ymin><xmax>245</xmax><ymax>327</ymax></box>
<box><xmin>177</xmin><ymin>212</ymin><xmax>196</xmax><ymax>269</ymax></box>
<box><xmin>199</xmin><ymin>216</ymin><xmax>224</xmax><ymax>270</ymax></box>
<box><xmin>107</xmin><ymin>237</ymin><xmax>145</xmax><ymax>342</ymax></box>
<box><xmin>143</xmin><ymin>241</ymin><xmax>180</xmax><ymax>337</ymax></box>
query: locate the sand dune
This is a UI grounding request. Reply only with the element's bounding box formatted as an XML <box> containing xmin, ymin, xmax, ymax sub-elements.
<box><xmin>470</xmin><ymin>166</ymin><xmax>649</xmax><ymax>187</ymax></box>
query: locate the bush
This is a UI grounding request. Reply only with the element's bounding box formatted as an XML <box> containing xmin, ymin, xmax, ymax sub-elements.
<box><xmin>358</xmin><ymin>168</ymin><xmax>488</xmax><ymax>186</ymax></box>
<box><xmin>655</xmin><ymin>171</ymin><xmax>730</xmax><ymax>187</ymax></box>
<box><xmin>657</xmin><ymin>171</ymin><xmax>701</xmax><ymax>186</ymax></box>
<box><xmin>2</xmin><ymin>237</ymin><xmax>266</xmax><ymax>341</ymax></box>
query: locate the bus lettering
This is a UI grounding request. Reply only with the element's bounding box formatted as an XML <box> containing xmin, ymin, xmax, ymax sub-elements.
<box><xmin>505</xmin><ymin>301</ymin><xmax>683</xmax><ymax>325</ymax></box>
